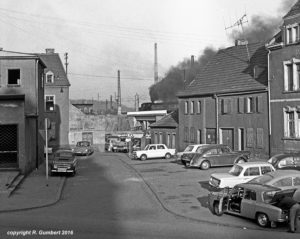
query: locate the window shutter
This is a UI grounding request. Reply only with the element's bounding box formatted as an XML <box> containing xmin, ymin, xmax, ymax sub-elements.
<box><xmin>256</xmin><ymin>96</ymin><xmax>263</xmax><ymax>113</ymax></box>
<box><xmin>238</xmin><ymin>97</ymin><xmax>244</xmax><ymax>113</ymax></box>
<box><xmin>246</xmin><ymin>128</ymin><xmax>254</xmax><ymax>147</ymax></box>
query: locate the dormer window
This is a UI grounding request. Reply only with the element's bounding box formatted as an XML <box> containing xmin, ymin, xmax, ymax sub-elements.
<box><xmin>286</xmin><ymin>24</ymin><xmax>299</xmax><ymax>44</ymax></box>
<box><xmin>46</xmin><ymin>71</ymin><xmax>54</xmax><ymax>83</ymax></box>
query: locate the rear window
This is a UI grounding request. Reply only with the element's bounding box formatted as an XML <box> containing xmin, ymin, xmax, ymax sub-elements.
<box><xmin>250</xmin><ymin>174</ymin><xmax>273</xmax><ymax>184</ymax></box>
<box><xmin>273</xmin><ymin>177</ymin><xmax>293</xmax><ymax>187</ymax></box>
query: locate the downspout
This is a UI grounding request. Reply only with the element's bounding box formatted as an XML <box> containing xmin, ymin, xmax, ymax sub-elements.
<box><xmin>214</xmin><ymin>94</ymin><xmax>219</xmax><ymax>144</ymax></box>
<box><xmin>267</xmin><ymin>49</ymin><xmax>272</xmax><ymax>157</ymax></box>
<box><xmin>35</xmin><ymin>59</ymin><xmax>39</xmax><ymax>169</ymax></box>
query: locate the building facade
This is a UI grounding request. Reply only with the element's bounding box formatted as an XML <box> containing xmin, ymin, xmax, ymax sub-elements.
<box><xmin>39</xmin><ymin>49</ymin><xmax>70</xmax><ymax>149</ymax></box>
<box><xmin>267</xmin><ymin>0</ymin><xmax>300</xmax><ymax>154</ymax></box>
<box><xmin>0</xmin><ymin>51</ymin><xmax>45</xmax><ymax>174</ymax></box>
<box><xmin>177</xmin><ymin>43</ymin><xmax>270</xmax><ymax>158</ymax></box>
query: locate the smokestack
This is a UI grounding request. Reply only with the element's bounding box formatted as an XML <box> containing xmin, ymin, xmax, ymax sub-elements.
<box><xmin>191</xmin><ymin>55</ymin><xmax>195</xmax><ymax>67</ymax></box>
<box><xmin>117</xmin><ymin>70</ymin><xmax>121</xmax><ymax>115</ymax></box>
<box><xmin>154</xmin><ymin>43</ymin><xmax>158</xmax><ymax>83</ymax></box>
<box><xmin>110</xmin><ymin>95</ymin><xmax>113</xmax><ymax>109</ymax></box>
<box><xmin>45</xmin><ymin>48</ymin><xmax>55</xmax><ymax>54</ymax></box>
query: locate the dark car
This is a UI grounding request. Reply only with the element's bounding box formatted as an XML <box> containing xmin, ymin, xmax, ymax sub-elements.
<box><xmin>268</xmin><ymin>153</ymin><xmax>300</xmax><ymax>170</ymax></box>
<box><xmin>181</xmin><ymin>144</ymin><xmax>250</xmax><ymax>170</ymax></box>
<box><xmin>73</xmin><ymin>141</ymin><xmax>94</xmax><ymax>156</ymax></box>
<box><xmin>50</xmin><ymin>150</ymin><xmax>77</xmax><ymax>176</ymax></box>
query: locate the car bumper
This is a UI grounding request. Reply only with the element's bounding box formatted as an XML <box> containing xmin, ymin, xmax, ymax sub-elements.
<box><xmin>51</xmin><ymin>168</ymin><xmax>75</xmax><ymax>173</ymax></box>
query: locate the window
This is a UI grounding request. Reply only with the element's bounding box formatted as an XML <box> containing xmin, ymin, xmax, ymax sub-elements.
<box><xmin>286</xmin><ymin>24</ymin><xmax>299</xmax><ymax>44</ymax></box>
<box><xmin>45</xmin><ymin>95</ymin><xmax>55</xmax><ymax>111</ymax></box>
<box><xmin>278</xmin><ymin>157</ymin><xmax>294</xmax><ymax>168</ymax></box>
<box><xmin>46</xmin><ymin>71</ymin><xmax>54</xmax><ymax>83</ymax></box>
<box><xmin>197</xmin><ymin>129</ymin><xmax>201</xmax><ymax>144</ymax></box>
<box><xmin>283</xmin><ymin>59</ymin><xmax>300</xmax><ymax>91</ymax></box>
<box><xmin>293</xmin><ymin>177</ymin><xmax>300</xmax><ymax>186</ymax></box>
<box><xmin>246</xmin><ymin>128</ymin><xmax>254</xmax><ymax>147</ymax></box>
<box><xmin>257</xmin><ymin>128</ymin><xmax>264</xmax><ymax>148</ymax></box>
<box><xmin>190</xmin><ymin>101</ymin><xmax>194</xmax><ymax>114</ymax></box>
<box><xmin>221</xmin><ymin>146</ymin><xmax>230</xmax><ymax>154</ymax></box>
<box><xmin>197</xmin><ymin>101</ymin><xmax>201</xmax><ymax>114</ymax></box>
<box><xmin>221</xmin><ymin>98</ymin><xmax>231</xmax><ymax>114</ymax></box>
<box><xmin>246</xmin><ymin>97</ymin><xmax>255</xmax><ymax>113</ymax></box>
<box><xmin>184</xmin><ymin>101</ymin><xmax>189</xmax><ymax>114</ymax></box>
<box><xmin>261</xmin><ymin>166</ymin><xmax>272</xmax><ymax>175</ymax></box>
<box><xmin>244</xmin><ymin>167</ymin><xmax>260</xmax><ymax>176</ymax></box>
<box><xmin>184</xmin><ymin>127</ymin><xmax>189</xmax><ymax>142</ymax></box>
<box><xmin>244</xmin><ymin>190</ymin><xmax>256</xmax><ymax>201</ymax></box>
<box><xmin>157</xmin><ymin>145</ymin><xmax>165</xmax><ymax>150</ymax></box>
<box><xmin>284</xmin><ymin>108</ymin><xmax>300</xmax><ymax>138</ymax></box>
<box><xmin>205</xmin><ymin>148</ymin><xmax>218</xmax><ymax>155</ymax></box>
<box><xmin>238</xmin><ymin>97</ymin><xmax>244</xmax><ymax>113</ymax></box>
<box><xmin>286</xmin><ymin>111</ymin><xmax>295</xmax><ymax>137</ymax></box>
<box><xmin>8</xmin><ymin>69</ymin><xmax>20</xmax><ymax>85</ymax></box>
<box><xmin>190</xmin><ymin>127</ymin><xmax>195</xmax><ymax>143</ymax></box>
<box><xmin>149</xmin><ymin>145</ymin><xmax>156</xmax><ymax>150</ymax></box>
<box><xmin>256</xmin><ymin>96</ymin><xmax>263</xmax><ymax>113</ymax></box>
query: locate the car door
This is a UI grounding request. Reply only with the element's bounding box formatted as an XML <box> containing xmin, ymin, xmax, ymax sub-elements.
<box><xmin>218</xmin><ymin>146</ymin><xmax>235</xmax><ymax>165</ymax></box>
<box><xmin>240</xmin><ymin>189</ymin><xmax>257</xmax><ymax>219</ymax></box>
<box><xmin>156</xmin><ymin>144</ymin><xmax>166</xmax><ymax>158</ymax></box>
<box><xmin>203</xmin><ymin>148</ymin><xmax>219</xmax><ymax>166</ymax></box>
<box><xmin>148</xmin><ymin>145</ymin><xmax>157</xmax><ymax>158</ymax></box>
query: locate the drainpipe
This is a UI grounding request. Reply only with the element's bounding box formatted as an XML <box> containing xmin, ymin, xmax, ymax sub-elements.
<box><xmin>35</xmin><ymin>59</ymin><xmax>39</xmax><ymax>169</ymax></box>
<box><xmin>267</xmin><ymin>49</ymin><xmax>272</xmax><ymax>157</ymax></box>
<box><xmin>214</xmin><ymin>94</ymin><xmax>219</xmax><ymax>144</ymax></box>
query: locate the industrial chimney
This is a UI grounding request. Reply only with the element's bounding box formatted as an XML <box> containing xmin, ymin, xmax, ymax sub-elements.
<box><xmin>117</xmin><ymin>70</ymin><xmax>121</xmax><ymax>115</ymax></box>
<box><xmin>154</xmin><ymin>43</ymin><xmax>158</xmax><ymax>83</ymax></box>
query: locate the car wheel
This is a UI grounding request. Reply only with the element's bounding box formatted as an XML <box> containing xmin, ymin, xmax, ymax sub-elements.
<box><xmin>181</xmin><ymin>160</ymin><xmax>186</xmax><ymax>166</ymax></box>
<box><xmin>256</xmin><ymin>213</ymin><xmax>269</xmax><ymax>227</ymax></box>
<box><xmin>236</xmin><ymin>158</ymin><xmax>246</xmax><ymax>164</ymax></box>
<box><xmin>213</xmin><ymin>201</ymin><xmax>224</xmax><ymax>216</ymax></box>
<box><xmin>165</xmin><ymin>153</ymin><xmax>171</xmax><ymax>159</ymax></box>
<box><xmin>140</xmin><ymin>154</ymin><xmax>147</xmax><ymax>161</ymax></box>
<box><xmin>200</xmin><ymin>160</ymin><xmax>211</xmax><ymax>170</ymax></box>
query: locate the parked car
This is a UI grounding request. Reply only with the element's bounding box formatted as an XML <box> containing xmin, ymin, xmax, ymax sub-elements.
<box><xmin>132</xmin><ymin>144</ymin><xmax>176</xmax><ymax>161</ymax></box>
<box><xmin>177</xmin><ymin>144</ymin><xmax>208</xmax><ymax>161</ymax></box>
<box><xmin>73</xmin><ymin>141</ymin><xmax>94</xmax><ymax>156</ymax></box>
<box><xmin>50</xmin><ymin>149</ymin><xmax>77</xmax><ymax>176</ymax></box>
<box><xmin>268</xmin><ymin>153</ymin><xmax>300</xmax><ymax>170</ymax></box>
<box><xmin>209</xmin><ymin>162</ymin><xmax>275</xmax><ymax>189</ymax></box>
<box><xmin>247</xmin><ymin>170</ymin><xmax>300</xmax><ymax>200</ymax></box>
<box><xmin>105</xmin><ymin>136</ymin><xmax>120</xmax><ymax>151</ymax></box>
<box><xmin>208</xmin><ymin>183</ymin><xmax>297</xmax><ymax>227</ymax></box>
<box><xmin>182</xmin><ymin>144</ymin><xmax>250</xmax><ymax>169</ymax></box>
<box><xmin>111</xmin><ymin>136</ymin><xmax>129</xmax><ymax>153</ymax></box>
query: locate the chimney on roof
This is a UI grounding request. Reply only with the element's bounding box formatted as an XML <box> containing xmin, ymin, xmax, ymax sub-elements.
<box><xmin>191</xmin><ymin>55</ymin><xmax>195</xmax><ymax>67</ymax></box>
<box><xmin>45</xmin><ymin>48</ymin><xmax>55</xmax><ymax>54</ymax></box>
<box><xmin>235</xmin><ymin>39</ymin><xmax>248</xmax><ymax>46</ymax></box>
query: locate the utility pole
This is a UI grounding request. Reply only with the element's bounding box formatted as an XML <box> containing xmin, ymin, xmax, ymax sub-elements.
<box><xmin>135</xmin><ymin>93</ymin><xmax>139</xmax><ymax>111</ymax></box>
<box><xmin>64</xmin><ymin>52</ymin><xmax>69</xmax><ymax>76</ymax></box>
<box><xmin>117</xmin><ymin>70</ymin><xmax>121</xmax><ymax>115</ymax></box>
<box><xmin>154</xmin><ymin>43</ymin><xmax>158</xmax><ymax>83</ymax></box>
<box><xmin>110</xmin><ymin>95</ymin><xmax>113</xmax><ymax>110</ymax></box>
<box><xmin>105</xmin><ymin>99</ymin><xmax>108</xmax><ymax>114</ymax></box>
<box><xmin>225</xmin><ymin>14</ymin><xmax>250</xmax><ymax>62</ymax></box>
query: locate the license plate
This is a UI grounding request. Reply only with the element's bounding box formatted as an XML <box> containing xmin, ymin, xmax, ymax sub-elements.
<box><xmin>58</xmin><ymin>168</ymin><xmax>67</xmax><ymax>172</ymax></box>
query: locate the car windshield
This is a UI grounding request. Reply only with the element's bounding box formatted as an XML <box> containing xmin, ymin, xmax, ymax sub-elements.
<box><xmin>249</xmin><ymin>174</ymin><xmax>273</xmax><ymax>184</ymax></box>
<box><xmin>55</xmin><ymin>152</ymin><xmax>73</xmax><ymax>160</ymax></box>
<box><xmin>77</xmin><ymin>141</ymin><xmax>90</xmax><ymax>147</ymax></box>
<box><xmin>229</xmin><ymin>165</ymin><xmax>243</xmax><ymax>176</ymax></box>
<box><xmin>184</xmin><ymin>146</ymin><xmax>194</xmax><ymax>152</ymax></box>
<box><xmin>262</xmin><ymin>190</ymin><xmax>278</xmax><ymax>203</ymax></box>
<box><xmin>144</xmin><ymin>145</ymin><xmax>150</xmax><ymax>150</ymax></box>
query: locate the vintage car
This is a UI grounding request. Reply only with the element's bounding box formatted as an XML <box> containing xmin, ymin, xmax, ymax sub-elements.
<box><xmin>50</xmin><ymin>149</ymin><xmax>77</xmax><ymax>176</ymax></box>
<box><xmin>209</xmin><ymin>162</ymin><xmax>275</xmax><ymax>189</ymax></box>
<box><xmin>132</xmin><ymin>144</ymin><xmax>176</xmax><ymax>161</ymax></box>
<box><xmin>268</xmin><ymin>153</ymin><xmax>300</xmax><ymax>171</ymax></box>
<box><xmin>177</xmin><ymin>144</ymin><xmax>208</xmax><ymax>162</ymax></box>
<box><xmin>208</xmin><ymin>183</ymin><xmax>298</xmax><ymax>227</ymax></box>
<box><xmin>73</xmin><ymin>141</ymin><xmax>94</xmax><ymax>156</ymax></box>
<box><xmin>182</xmin><ymin>144</ymin><xmax>250</xmax><ymax>169</ymax></box>
<box><xmin>247</xmin><ymin>170</ymin><xmax>300</xmax><ymax>201</ymax></box>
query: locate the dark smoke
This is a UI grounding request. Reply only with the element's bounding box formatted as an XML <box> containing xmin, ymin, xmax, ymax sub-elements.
<box><xmin>149</xmin><ymin>46</ymin><xmax>217</xmax><ymax>102</ymax></box>
<box><xmin>230</xmin><ymin>0</ymin><xmax>298</xmax><ymax>43</ymax></box>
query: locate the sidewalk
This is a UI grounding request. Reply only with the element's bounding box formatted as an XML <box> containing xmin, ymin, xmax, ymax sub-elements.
<box><xmin>0</xmin><ymin>162</ymin><xmax>65</xmax><ymax>213</ymax></box>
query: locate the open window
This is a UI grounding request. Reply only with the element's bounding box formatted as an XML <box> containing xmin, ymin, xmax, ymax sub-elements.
<box><xmin>8</xmin><ymin>69</ymin><xmax>20</xmax><ymax>85</ymax></box>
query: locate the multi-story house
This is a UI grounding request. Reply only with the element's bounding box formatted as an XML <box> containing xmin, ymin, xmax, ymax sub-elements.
<box><xmin>39</xmin><ymin>49</ymin><xmax>70</xmax><ymax>149</ymax></box>
<box><xmin>177</xmin><ymin>42</ymin><xmax>269</xmax><ymax>157</ymax></box>
<box><xmin>0</xmin><ymin>50</ymin><xmax>46</xmax><ymax>174</ymax></box>
<box><xmin>267</xmin><ymin>0</ymin><xmax>300</xmax><ymax>154</ymax></box>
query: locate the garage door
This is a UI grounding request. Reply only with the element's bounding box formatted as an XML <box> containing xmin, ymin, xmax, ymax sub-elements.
<box><xmin>0</xmin><ymin>125</ymin><xmax>18</xmax><ymax>168</ymax></box>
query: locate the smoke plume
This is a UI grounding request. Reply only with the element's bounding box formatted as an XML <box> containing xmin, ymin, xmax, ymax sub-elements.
<box><xmin>149</xmin><ymin>46</ymin><xmax>217</xmax><ymax>102</ymax></box>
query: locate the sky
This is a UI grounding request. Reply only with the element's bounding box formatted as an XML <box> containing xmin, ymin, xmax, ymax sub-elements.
<box><xmin>0</xmin><ymin>0</ymin><xmax>294</xmax><ymax>107</ymax></box>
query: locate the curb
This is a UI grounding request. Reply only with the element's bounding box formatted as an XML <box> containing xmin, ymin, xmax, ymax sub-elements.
<box><xmin>0</xmin><ymin>177</ymin><xmax>66</xmax><ymax>213</ymax></box>
<box><xmin>120</xmin><ymin>155</ymin><xmax>288</xmax><ymax>233</ymax></box>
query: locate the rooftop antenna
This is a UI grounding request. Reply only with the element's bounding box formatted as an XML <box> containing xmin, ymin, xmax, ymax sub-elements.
<box><xmin>225</xmin><ymin>13</ymin><xmax>250</xmax><ymax>62</ymax></box>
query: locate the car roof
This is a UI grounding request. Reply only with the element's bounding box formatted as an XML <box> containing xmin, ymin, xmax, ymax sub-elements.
<box><xmin>236</xmin><ymin>161</ymin><xmax>272</xmax><ymax>167</ymax></box>
<box><xmin>236</xmin><ymin>183</ymin><xmax>280</xmax><ymax>192</ymax></box>
<box><xmin>262</xmin><ymin>169</ymin><xmax>300</xmax><ymax>177</ymax></box>
<box><xmin>271</xmin><ymin>153</ymin><xmax>300</xmax><ymax>159</ymax></box>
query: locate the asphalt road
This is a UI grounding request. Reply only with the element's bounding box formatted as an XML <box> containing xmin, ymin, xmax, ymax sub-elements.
<box><xmin>0</xmin><ymin>152</ymin><xmax>298</xmax><ymax>239</ymax></box>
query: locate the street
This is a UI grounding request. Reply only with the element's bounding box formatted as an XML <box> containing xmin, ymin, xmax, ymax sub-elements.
<box><xmin>0</xmin><ymin>152</ymin><xmax>298</xmax><ymax>239</ymax></box>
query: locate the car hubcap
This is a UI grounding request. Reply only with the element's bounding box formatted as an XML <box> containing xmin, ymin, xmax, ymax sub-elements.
<box><xmin>258</xmin><ymin>215</ymin><xmax>267</xmax><ymax>226</ymax></box>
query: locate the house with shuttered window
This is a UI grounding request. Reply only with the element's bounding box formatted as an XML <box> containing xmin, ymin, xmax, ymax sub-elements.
<box><xmin>267</xmin><ymin>0</ymin><xmax>300</xmax><ymax>154</ymax></box>
<box><xmin>177</xmin><ymin>42</ymin><xmax>269</xmax><ymax>157</ymax></box>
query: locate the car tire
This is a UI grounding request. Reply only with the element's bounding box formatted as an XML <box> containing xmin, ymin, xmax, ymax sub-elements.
<box><xmin>236</xmin><ymin>158</ymin><xmax>246</xmax><ymax>164</ymax></box>
<box><xmin>140</xmin><ymin>154</ymin><xmax>147</xmax><ymax>161</ymax></box>
<box><xmin>213</xmin><ymin>201</ymin><xmax>224</xmax><ymax>216</ymax></box>
<box><xmin>200</xmin><ymin>160</ymin><xmax>211</xmax><ymax>170</ymax></box>
<box><xmin>165</xmin><ymin>153</ymin><xmax>171</xmax><ymax>159</ymax></box>
<box><xmin>256</xmin><ymin>213</ymin><xmax>269</xmax><ymax>227</ymax></box>
<box><xmin>181</xmin><ymin>160</ymin><xmax>186</xmax><ymax>166</ymax></box>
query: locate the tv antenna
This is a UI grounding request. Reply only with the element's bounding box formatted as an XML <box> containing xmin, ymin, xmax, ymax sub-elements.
<box><xmin>225</xmin><ymin>14</ymin><xmax>250</xmax><ymax>62</ymax></box>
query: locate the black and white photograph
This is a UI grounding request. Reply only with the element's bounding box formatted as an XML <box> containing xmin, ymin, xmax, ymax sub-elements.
<box><xmin>0</xmin><ymin>0</ymin><xmax>300</xmax><ymax>238</ymax></box>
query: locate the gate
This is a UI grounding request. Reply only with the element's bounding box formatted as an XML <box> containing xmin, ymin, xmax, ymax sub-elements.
<box><xmin>0</xmin><ymin>125</ymin><xmax>18</xmax><ymax>168</ymax></box>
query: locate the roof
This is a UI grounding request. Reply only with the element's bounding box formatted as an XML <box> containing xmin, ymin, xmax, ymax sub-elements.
<box><xmin>236</xmin><ymin>161</ymin><xmax>273</xmax><ymax>167</ymax></box>
<box><xmin>150</xmin><ymin>110</ymin><xmax>178</xmax><ymax>128</ymax></box>
<box><xmin>283</xmin><ymin>0</ymin><xmax>300</xmax><ymax>19</ymax></box>
<box><xmin>177</xmin><ymin>43</ymin><xmax>268</xmax><ymax>97</ymax></box>
<box><xmin>39</xmin><ymin>53</ymin><xmax>70</xmax><ymax>87</ymax></box>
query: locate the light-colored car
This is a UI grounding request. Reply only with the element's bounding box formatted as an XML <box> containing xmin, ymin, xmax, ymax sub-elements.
<box><xmin>182</xmin><ymin>144</ymin><xmax>250</xmax><ymax>169</ymax></box>
<box><xmin>132</xmin><ymin>144</ymin><xmax>176</xmax><ymax>161</ymax></box>
<box><xmin>208</xmin><ymin>183</ymin><xmax>297</xmax><ymax>227</ymax></box>
<box><xmin>176</xmin><ymin>144</ymin><xmax>208</xmax><ymax>160</ymax></box>
<box><xmin>247</xmin><ymin>170</ymin><xmax>300</xmax><ymax>201</ymax></box>
<box><xmin>73</xmin><ymin>141</ymin><xmax>94</xmax><ymax>156</ymax></box>
<box><xmin>50</xmin><ymin>149</ymin><xmax>77</xmax><ymax>176</ymax></box>
<box><xmin>209</xmin><ymin>162</ymin><xmax>275</xmax><ymax>189</ymax></box>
